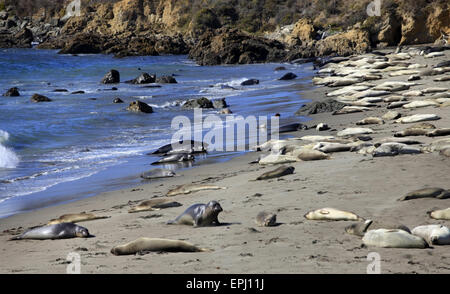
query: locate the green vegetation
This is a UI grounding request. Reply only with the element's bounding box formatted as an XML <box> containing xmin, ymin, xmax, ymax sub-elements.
<box><xmin>0</xmin><ymin>1</ymin><xmax>5</xmax><ymax>11</ymax></box>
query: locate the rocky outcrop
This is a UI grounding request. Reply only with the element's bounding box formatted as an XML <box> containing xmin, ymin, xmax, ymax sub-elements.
<box><xmin>126</xmin><ymin>101</ymin><xmax>153</xmax><ymax>113</ymax></box>
<box><xmin>31</xmin><ymin>94</ymin><xmax>52</xmax><ymax>103</ymax></box>
<box><xmin>3</xmin><ymin>87</ymin><xmax>20</xmax><ymax>96</ymax></box>
<box><xmin>315</xmin><ymin>29</ymin><xmax>371</xmax><ymax>56</ymax></box>
<box><xmin>156</xmin><ymin>76</ymin><xmax>177</xmax><ymax>84</ymax></box>
<box><xmin>101</xmin><ymin>70</ymin><xmax>120</xmax><ymax>84</ymax></box>
<box><xmin>279</xmin><ymin>73</ymin><xmax>297</xmax><ymax>80</ymax></box>
<box><xmin>241</xmin><ymin>79</ymin><xmax>259</xmax><ymax>86</ymax></box>
<box><xmin>295</xmin><ymin>99</ymin><xmax>346</xmax><ymax>115</ymax></box>
<box><xmin>189</xmin><ymin>28</ymin><xmax>286</xmax><ymax>65</ymax></box>
<box><xmin>286</xmin><ymin>18</ymin><xmax>317</xmax><ymax>46</ymax></box>
<box><xmin>182</xmin><ymin>97</ymin><xmax>214</xmax><ymax>109</ymax></box>
<box><xmin>58</xmin><ymin>33</ymin><xmax>104</xmax><ymax>54</ymax></box>
<box><xmin>127</xmin><ymin>73</ymin><xmax>156</xmax><ymax>85</ymax></box>
<box><xmin>212</xmin><ymin>98</ymin><xmax>228</xmax><ymax>109</ymax></box>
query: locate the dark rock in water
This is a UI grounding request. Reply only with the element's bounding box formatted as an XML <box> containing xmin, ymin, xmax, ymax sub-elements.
<box><xmin>126</xmin><ymin>101</ymin><xmax>153</xmax><ymax>113</ymax></box>
<box><xmin>113</xmin><ymin>98</ymin><xmax>124</xmax><ymax>104</ymax></box>
<box><xmin>156</xmin><ymin>75</ymin><xmax>177</xmax><ymax>84</ymax></box>
<box><xmin>88</xmin><ymin>98</ymin><xmax>97</xmax><ymax>101</ymax></box>
<box><xmin>274</xmin><ymin>66</ymin><xmax>286</xmax><ymax>71</ymax></box>
<box><xmin>53</xmin><ymin>89</ymin><xmax>68</xmax><ymax>92</ymax></box>
<box><xmin>101</xmin><ymin>70</ymin><xmax>120</xmax><ymax>84</ymax></box>
<box><xmin>142</xmin><ymin>85</ymin><xmax>162</xmax><ymax>88</ymax></box>
<box><xmin>212</xmin><ymin>98</ymin><xmax>228</xmax><ymax>109</ymax></box>
<box><xmin>278</xmin><ymin>72</ymin><xmax>297</xmax><ymax>80</ymax></box>
<box><xmin>295</xmin><ymin>99</ymin><xmax>346</xmax><ymax>115</ymax></box>
<box><xmin>3</xmin><ymin>87</ymin><xmax>20</xmax><ymax>97</ymax></box>
<box><xmin>182</xmin><ymin>97</ymin><xmax>214</xmax><ymax>109</ymax></box>
<box><xmin>127</xmin><ymin>73</ymin><xmax>156</xmax><ymax>84</ymax></box>
<box><xmin>152</xmin><ymin>140</ymin><xmax>208</xmax><ymax>155</ymax></box>
<box><xmin>241</xmin><ymin>79</ymin><xmax>259</xmax><ymax>86</ymax></box>
<box><xmin>111</xmin><ymin>87</ymin><xmax>118</xmax><ymax>91</ymax></box>
<box><xmin>278</xmin><ymin>123</ymin><xmax>308</xmax><ymax>133</ymax></box>
<box><xmin>71</xmin><ymin>91</ymin><xmax>85</xmax><ymax>94</ymax></box>
<box><xmin>31</xmin><ymin>94</ymin><xmax>52</xmax><ymax>103</ymax></box>
<box><xmin>434</xmin><ymin>60</ymin><xmax>450</xmax><ymax>68</ymax></box>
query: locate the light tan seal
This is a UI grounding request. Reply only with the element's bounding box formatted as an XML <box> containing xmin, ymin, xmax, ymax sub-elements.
<box><xmin>128</xmin><ymin>198</ymin><xmax>182</xmax><ymax>213</ymax></box>
<box><xmin>356</xmin><ymin>117</ymin><xmax>384</xmax><ymax>125</ymax></box>
<box><xmin>110</xmin><ymin>238</ymin><xmax>211</xmax><ymax>255</ymax></box>
<box><xmin>429</xmin><ymin>208</ymin><xmax>450</xmax><ymax>220</ymax></box>
<box><xmin>412</xmin><ymin>225</ymin><xmax>450</xmax><ymax>245</ymax></box>
<box><xmin>398</xmin><ymin>187</ymin><xmax>450</xmax><ymax>201</ymax></box>
<box><xmin>48</xmin><ymin>212</ymin><xmax>110</xmax><ymax>225</ymax></box>
<box><xmin>167</xmin><ymin>184</ymin><xmax>226</xmax><ymax>197</ymax></box>
<box><xmin>255</xmin><ymin>212</ymin><xmax>277</xmax><ymax>227</ymax></box>
<box><xmin>304</xmin><ymin>208</ymin><xmax>363</xmax><ymax>221</ymax></box>
<box><xmin>362</xmin><ymin>229</ymin><xmax>429</xmax><ymax>248</ymax></box>
<box><xmin>255</xmin><ymin>166</ymin><xmax>295</xmax><ymax>180</ymax></box>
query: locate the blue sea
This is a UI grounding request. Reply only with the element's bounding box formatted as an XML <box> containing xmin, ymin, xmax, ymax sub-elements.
<box><xmin>0</xmin><ymin>48</ymin><xmax>315</xmax><ymax>218</ymax></box>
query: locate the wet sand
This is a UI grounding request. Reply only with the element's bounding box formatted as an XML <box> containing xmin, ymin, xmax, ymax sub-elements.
<box><xmin>0</xmin><ymin>47</ymin><xmax>449</xmax><ymax>274</ymax></box>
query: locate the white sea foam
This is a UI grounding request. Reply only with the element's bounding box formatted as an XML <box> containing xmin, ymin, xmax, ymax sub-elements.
<box><xmin>0</xmin><ymin>130</ymin><xmax>19</xmax><ymax>169</ymax></box>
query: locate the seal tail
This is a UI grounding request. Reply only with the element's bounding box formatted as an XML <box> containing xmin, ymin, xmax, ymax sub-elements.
<box><xmin>198</xmin><ymin>247</ymin><xmax>213</xmax><ymax>252</ymax></box>
<box><xmin>8</xmin><ymin>235</ymin><xmax>22</xmax><ymax>241</ymax></box>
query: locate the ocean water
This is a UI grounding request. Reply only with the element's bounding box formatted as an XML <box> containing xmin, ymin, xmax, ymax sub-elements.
<box><xmin>0</xmin><ymin>48</ymin><xmax>314</xmax><ymax>218</ymax></box>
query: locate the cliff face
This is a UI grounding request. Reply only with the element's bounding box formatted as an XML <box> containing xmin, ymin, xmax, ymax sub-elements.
<box><xmin>0</xmin><ymin>0</ymin><xmax>449</xmax><ymax>63</ymax></box>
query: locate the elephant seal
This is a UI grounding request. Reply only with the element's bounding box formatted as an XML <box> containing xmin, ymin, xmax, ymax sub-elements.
<box><xmin>427</xmin><ymin>128</ymin><xmax>450</xmax><ymax>137</ymax></box>
<box><xmin>110</xmin><ymin>238</ymin><xmax>210</xmax><ymax>255</ymax></box>
<box><xmin>412</xmin><ymin>225</ymin><xmax>450</xmax><ymax>245</ymax></box>
<box><xmin>372</xmin><ymin>142</ymin><xmax>421</xmax><ymax>157</ymax></box>
<box><xmin>167</xmin><ymin>201</ymin><xmax>223</xmax><ymax>227</ymax></box>
<box><xmin>304</xmin><ymin>208</ymin><xmax>363</xmax><ymax>221</ymax></box>
<box><xmin>278</xmin><ymin>123</ymin><xmax>308</xmax><ymax>133</ymax></box>
<box><xmin>429</xmin><ymin>208</ymin><xmax>450</xmax><ymax>220</ymax></box>
<box><xmin>258</xmin><ymin>154</ymin><xmax>299</xmax><ymax>165</ymax></box>
<box><xmin>128</xmin><ymin>198</ymin><xmax>182</xmax><ymax>213</ymax></box>
<box><xmin>294</xmin><ymin>149</ymin><xmax>330</xmax><ymax>161</ymax></box>
<box><xmin>395</xmin><ymin>114</ymin><xmax>440</xmax><ymax>124</ymax></box>
<box><xmin>255</xmin><ymin>166</ymin><xmax>295</xmax><ymax>180</ymax></box>
<box><xmin>151</xmin><ymin>153</ymin><xmax>194</xmax><ymax>165</ymax></box>
<box><xmin>345</xmin><ymin>220</ymin><xmax>411</xmax><ymax>237</ymax></box>
<box><xmin>141</xmin><ymin>168</ymin><xmax>176</xmax><ymax>179</ymax></box>
<box><xmin>10</xmin><ymin>223</ymin><xmax>90</xmax><ymax>240</ymax></box>
<box><xmin>356</xmin><ymin>117</ymin><xmax>384</xmax><ymax>125</ymax></box>
<box><xmin>151</xmin><ymin>140</ymin><xmax>207</xmax><ymax>155</ymax></box>
<box><xmin>441</xmin><ymin>148</ymin><xmax>450</xmax><ymax>157</ymax></box>
<box><xmin>255</xmin><ymin>212</ymin><xmax>277</xmax><ymax>227</ymax></box>
<box><xmin>362</xmin><ymin>229</ymin><xmax>429</xmax><ymax>248</ymax></box>
<box><xmin>314</xmin><ymin>142</ymin><xmax>352</xmax><ymax>153</ymax></box>
<box><xmin>166</xmin><ymin>184</ymin><xmax>226</xmax><ymax>197</ymax></box>
<box><xmin>398</xmin><ymin>187</ymin><xmax>450</xmax><ymax>201</ymax></box>
<box><xmin>337</xmin><ymin>128</ymin><xmax>374</xmax><ymax>137</ymax></box>
<box><xmin>48</xmin><ymin>212</ymin><xmax>110</xmax><ymax>225</ymax></box>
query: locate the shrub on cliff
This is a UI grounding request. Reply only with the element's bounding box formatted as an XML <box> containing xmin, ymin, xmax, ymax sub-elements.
<box><xmin>194</xmin><ymin>8</ymin><xmax>221</xmax><ymax>31</ymax></box>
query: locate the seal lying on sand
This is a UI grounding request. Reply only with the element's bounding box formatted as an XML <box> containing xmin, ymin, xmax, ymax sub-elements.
<box><xmin>255</xmin><ymin>166</ymin><xmax>295</xmax><ymax>180</ymax></box>
<box><xmin>255</xmin><ymin>212</ymin><xmax>277</xmax><ymax>227</ymax></box>
<box><xmin>151</xmin><ymin>140</ymin><xmax>207</xmax><ymax>155</ymax></box>
<box><xmin>48</xmin><ymin>212</ymin><xmax>110</xmax><ymax>225</ymax></box>
<box><xmin>412</xmin><ymin>225</ymin><xmax>450</xmax><ymax>245</ymax></box>
<box><xmin>141</xmin><ymin>168</ymin><xmax>176</xmax><ymax>180</ymax></box>
<box><xmin>110</xmin><ymin>238</ymin><xmax>211</xmax><ymax>255</ymax></box>
<box><xmin>10</xmin><ymin>223</ymin><xmax>90</xmax><ymax>240</ymax></box>
<box><xmin>128</xmin><ymin>198</ymin><xmax>182</xmax><ymax>213</ymax></box>
<box><xmin>304</xmin><ymin>208</ymin><xmax>363</xmax><ymax>221</ymax></box>
<box><xmin>345</xmin><ymin>220</ymin><xmax>411</xmax><ymax>237</ymax></box>
<box><xmin>167</xmin><ymin>184</ymin><xmax>226</xmax><ymax>196</ymax></box>
<box><xmin>167</xmin><ymin>201</ymin><xmax>223</xmax><ymax>227</ymax></box>
<box><xmin>151</xmin><ymin>154</ymin><xmax>194</xmax><ymax>165</ymax></box>
<box><xmin>398</xmin><ymin>187</ymin><xmax>450</xmax><ymax>201</ymax></box>
<box><xmin>429</xmin><ymin>208</ymin><xmax>450</xmax><ymax>220</ymax></box>
<box><xmin>362</xmin><ymin>229</ymin><xmax>429</xmax><ymax>248</ymax></box>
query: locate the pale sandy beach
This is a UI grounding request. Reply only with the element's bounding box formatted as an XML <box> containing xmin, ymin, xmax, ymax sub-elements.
<box><xmin>1</xmin><ymin>47</ymin><xmax>449</xmax><ymax>274</ymax></box>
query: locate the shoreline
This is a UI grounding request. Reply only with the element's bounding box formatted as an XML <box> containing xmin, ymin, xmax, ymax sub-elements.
<box><xmin>1</xmin><ymin>47</ymin><xmax>449</xmax><ymax>273</ymax></box>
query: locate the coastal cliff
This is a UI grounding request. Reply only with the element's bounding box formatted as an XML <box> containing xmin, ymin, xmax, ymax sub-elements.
<box><xmin>0</xmin><ymin>0</ymin><xmax>448</xmax><ymax>64</ymax></box>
